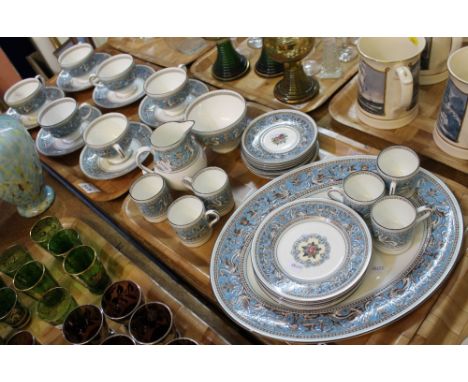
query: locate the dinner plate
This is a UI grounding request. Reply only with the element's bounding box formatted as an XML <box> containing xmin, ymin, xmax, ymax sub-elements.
<box><xmin>210</xmin><ymin>155</ymin><xmax>463</xmax><ymax>343</ymax></box>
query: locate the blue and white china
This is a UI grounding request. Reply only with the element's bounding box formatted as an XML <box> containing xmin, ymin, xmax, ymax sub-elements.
<box><xmin>252</xmin><ymin>198</ymin><xmax>372</xmax><ymax>305</ymax></box>
<box><xmin>185</xmin><ymin>90</ymin><xmax>247</xmax><ymax>153</ymax></box>
<box><xmin>210</xmin><ymin>155</ymin><xmax>463</xmax><ymax>343</ymax></box>
<box><xmin>0</xmin><ymin>115</ymin><xmax>55</xmax><ymax>217</ymax></box>
<box><xmin>376</xmin><ymin>145</ymin><xmax>420</xmax><ymax>197</ymax></box>
<box><xmin>56</xmin><ymin>53</ymin><xmax>110</xmax><ymax>93</ymax></box>
<box><xmin>4</xmin><ymin>75</ymin><xmax>47</xmax><ymax>115</ymax></box>
<box><xmin>89</xmin><ymin>54</ymin><xmax>135</xmax><ymax>91</ymax></box>
<box><xmin>420</xmin><ymin>38</ymin><xmax>462</xmax><ymax>85</ymax></box>
<box><xmin>167</xmin><ymin>195</ymin><xmax>220</xmax><ymax>247</ymax></box>
<box><xmin>433</xmin><ymin>46</ymin><xmax>468</xmax><ymax>159</ymax></box>
<box><xmin>356</xmin><ymin>37</ymin><xmax>425</xmax><ymax>130</ymax></box>
<box><xmin>241</xmin><ymin>109</ymin><xmax>318</xmax><ymax>170</ymax></box>
<box><xmin>129</xmin><ymin>173</ymin><xmax>173</xmax><ymax>223</ymax></box>
<box><xmin>183</xmin><ymin>167</ymin><xmax>235</xmax><ymax>217</ymax></box>
<box><xmin>370</xmin><ymin>195</ymin><xmax>432</xmax><ymax>255</ymax></box>
<box><xmin>327</xmin><ymin>170</ymin><xmax>385</xmax><ymax>221</ymax></box>
<box><xmin>92</xmin><ymin>65</ymin><xmax>154</xmax><ymax>109</ymax></box>
<box><xmin>135</xmin><ymin>120</ymin><xmax>207</xmax><ymax>191</ymax></box>
<box><xmin>58</xmin><ymin>43</ymin><xmax>95</xmax><ymax>77</ymax></box>
<box><xmin>79</xmin><ymin>121</ymin><xmax>151</xmax><ymax>180</ymax></box>
<box><xmin>5</xmin><ymin>86</ymin><xmax>65</xmax><ymax>130</ymax></box>
<box><xmin>36</xmin><ymin>104</ymin><xmax>101</xmax><ymax>157</ymax></box>
<box><xmin>138</xmin><ymin>79</ymin><xmax>209</xmax><ymax>128</ymax></box>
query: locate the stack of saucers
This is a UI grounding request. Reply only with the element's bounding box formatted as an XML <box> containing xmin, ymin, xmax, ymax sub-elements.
<box><xmin>241</xmin><ymin>110</ymin><xmax>319</xmax><ymax>179</ymax></box>
<box><xmin>249</xmin><ymin>198</ymin><xmax>372</xmax><ymax>310</ymax></box>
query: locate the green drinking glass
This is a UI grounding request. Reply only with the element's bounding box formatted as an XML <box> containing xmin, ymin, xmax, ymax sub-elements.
<box><xmin>48</xmin><ymin>229</ymin><xmax>82</xmax><ymax>259</ymax></box>
<box><xmin>63</xmin><ymin>245</ymin><xmax>111</xmax><ymax>295</ymax></box>
<box><xmin>0</xmin><ymin>244</ymin><xmax>33</xmax><ymax>278</ymax></box>
<box><xmin>13</xmin><ymin>260</ymin><xmax>59</xmax><ymax>300</ymax></box>
<box><xmin>0</xmin><ymin>287</ymin><xmax>31</xmax><ymax>329</ymax></box>
<box><xmin>37</xmin><ymin>287</ymin><xmax>78</xmax><ymax>326</ymax></box>
<box><xmin>30</xmin><ymin>216</ymin><xmax>63</xmax><ymax>250</ymax></box>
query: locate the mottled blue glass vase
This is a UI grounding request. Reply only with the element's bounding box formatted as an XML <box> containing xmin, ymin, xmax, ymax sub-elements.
<box><xmin>0</xmin><ymin>115</ymin><xmax>55</xmax><ymax>217</ymax></box>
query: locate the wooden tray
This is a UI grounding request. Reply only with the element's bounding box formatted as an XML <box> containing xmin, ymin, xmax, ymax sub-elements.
<box><xmin>190</xmin><ymin>38</ymin><xmax>358</xmax><ymax>112</ymax></box>
<box><xmin>0</xmin><ymin>217</ymin><xmax>229</xmax><ymax>344</ymax></box>
<box><xmin>328</xmin><ymin>75</ymin><xmax>468</xmax><ymax>174</ymax></box>
<box><xmin>107</xmin><ymin>38</ymin><xmax>216</xmax><ymax>67</ymax></box>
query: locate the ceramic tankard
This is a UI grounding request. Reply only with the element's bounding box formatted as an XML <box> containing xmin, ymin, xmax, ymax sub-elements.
<box><xmin>356</xmin><ymin>37</ymin><xmax>426</xmax><ymax>129</ymax></box>
<box><xmin>433</xmin><ymin>46</ymin><xmax>468</xmax><ymax>159</ymax></box>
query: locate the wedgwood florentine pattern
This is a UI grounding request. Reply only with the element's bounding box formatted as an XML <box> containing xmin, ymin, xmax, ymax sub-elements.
<box><xmin>91</xmin><ymin>124</ymin><xmax>134</xmax><ymax>159</ymax></box>
<box><xmin>155</xmin><ymin>135</ymin><xmax>198</xmax><ymax>172</ymax></box>
<box><xmin>153</xmin><ymin>82</ymin><xmax>191</xmax><ymax>110</ymax></box>
<box><xmin>67</xmin><ymin>53</ymin><xmax>95</xmax><ymax>77</ymax></box>
<box><xmin>254</xmin><ymin>200</ymin><xmax>369</xmax><ymax>299</ymax></box>
<box><xmin>137</xmin><ymin>186</ymin><xmax>173</xmax><ymax>220</ymax></box>
<box><xmin>243</xmin><ymin>112</ymin><xmax>317</xmax><ymax>164</ymax></box>
<box><xmin>102</xmin><ymin>65</ymin><xmax>136</xmax><ymax>91</ymax></box>
<box><xmin>194</xmin><ymin>116</ymin><xmax>248</xmax><ymax>147</ymax></box>
<box><xmin>12</xmin><ymin>88</ymin><xmax>47</xmax><ymax>115</ymax></box>
<box><xmin>211</xmin><ymin>156</ymin><xmax>462</xmax><ymax>342</ymax></box>
<box><xmin>42</xmin><ymin>108</ymin><xmax>82</xmax><ymax>138</ymax></box>
<box><xmin>292</xmin><ymin>234</ymin><xmax>330</xmax><ymax>267</ymax></box>
<box><xmin>173</xmin><ymin>217</ymin><xmax>211</xmax><ymax>244</ymax></box>
<box><xmin>200</xmin><ymin>186</ymin><xmax>234</xmax><ymax>214</ymax></box>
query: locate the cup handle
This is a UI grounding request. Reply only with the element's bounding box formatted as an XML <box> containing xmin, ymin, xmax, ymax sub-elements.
<box><xmin>35</xmin><ymin>74</ymin><xmax>45</xmax><ymax>85</ymax></box>
<box><xmin>389</xmin><ymin>180</ymin><xmax>397</xmax><ymax>195</ymax></box>
<box><xmin>135</xmin><ymin>147</ymin><xmax>154</xmax><ymax>174</ymax></box>
<box><xmin>415</xmin><ymin>205</ymin><xmax>432</xmax><ymax>224</ymax></box>
<box><xmin>206</xmin><ymin>209</ymin><xmax>220</xmax><ymax>228</ymax></box>
<box><xmin>327</xmin><ymin>187</ymin><xmax>345</xmax><ymax>202</ymax></box>
<box><xmin>395</xmin><ymin>66</ymin><xmax>413</xmax><ymax>111</ymax></box>
<box><xmin>112</xmin><ymin>143</ymin><xmax>128</xmax><ymax>160</ymax></box>
<box><xmin>88</xmin><ymin>73</ymin><xmax>101</xmax><ymax>87</ymax></box>
<box><xmin>182</xmin><ymin>176</ymin><xmax>194</xmax><ymax>191</ymax></box>
<box><xmin>78</xmin><ymin>102</ymin><xmax>93</xmax><ymax>120</ymax></box>
<box><xmin>178</xmin><ymin>64</ymin><xmax>187</xmax><ymax>72</ymax></box>
<box><xmin>450</xmin><ymin>38</ymin><xmax>463</xmax><ymax>53</ymax></box>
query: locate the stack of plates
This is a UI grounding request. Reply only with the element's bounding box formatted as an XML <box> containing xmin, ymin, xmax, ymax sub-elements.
<box><xmin>250</xmin><ymin>198</ymin><xmax>372</xmax><ymax>310</ymax></box>
<box><xmin>241</xmin><ymin>110</ymin><xmax>319</xmax><ymax>179</ymax></box>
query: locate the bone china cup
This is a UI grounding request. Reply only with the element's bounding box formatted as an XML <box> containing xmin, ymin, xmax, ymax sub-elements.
<box><xmin>327</xmin><ymin>171</ymin><xmax>385</xmax><ymax>219</ymax></box>
<box><xmin>89</xmin><ymin>54</ymin><xmax>135</xmax><ymax>91</ymax></box>
<box><xmin>83</xmin><ymin>113</ymin><xmax>133</xmax><ymax>164</ymax></box>
<box><xmin>38</xmin><ymin>97</ymin><xmax>91</xmax><ymax>139</ymax></box>
<box><xmin>167</xmin><ymin>195</ymin><xmax>220</xmax><ymax>247</ymax></box>
<box><xmin>4</xmin><ymin>75</ymin><xmax>46</xmax><ymax>115</ymax></box>
<box><xmin>185</xmin><ymin>90</ymin><xmax>247</xmax><ymax>153</ymax></box>
<box><xmin>376</xmin><ymin>146</ymin><xmax>420</xmax><ymax>197</ymax></box>
<box><xmin>58</xmin><ymin>43</ymin><xmax>95</xmax><ymax>77</ymax></box>
<box><xmin>370</xmin><ymin>196</ymin><xmax>432</xmax><ymax>255</ymax></box>
<box><xmin>356</xmin><ymin>37</ymin><xmax>426</xmax><ymax>129</ymax></box>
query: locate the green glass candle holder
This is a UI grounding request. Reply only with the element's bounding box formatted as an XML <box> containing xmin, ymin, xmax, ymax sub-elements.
<box><xmin>0</xmin><ymin>287</ymin><xmax>31</xmax><ymax>329</ymax></box>
<box><xmin>48</xmin><ymin>229</ymin><xmax>82</xmax><ymax>260</ymax></box>
<box><xmin>255</xmin><ymin>44</ymin><xmax>284</xmax><ymax>78</ymax></box>
<box><xmin>0</xmin><ymin>244</ymin><xmax>33</xmax><ymax>278</ymax></box>
<box><xmin>206</xmin><ymin>38</ymin><xmax>250</xmax><ymax>81</ymax></box>
<box><xmin>30</xmin><ymin>216</ymin><xmax>63</xmax><ymax>250</ymax></box>
<box><xmin>13</xmin><ymin>260</ymin><xmax>59</xmax><ymax>300</ymax></box>
<box><xmin>37</xmin><ymin>287</ymin><xmax>78</xmax><ymax>326</ymax></box>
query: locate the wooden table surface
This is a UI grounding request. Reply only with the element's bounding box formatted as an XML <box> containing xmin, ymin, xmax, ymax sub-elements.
<box><xmin>36</xmin><ymin>42</ymin><xmax>468</xmax><ymax>344</ymax></box>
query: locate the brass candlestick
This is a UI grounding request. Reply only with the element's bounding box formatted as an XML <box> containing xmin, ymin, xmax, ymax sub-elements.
<box><xmin>204</xmin><ymin>38</ymin><xmax>250</xmax><ymax>81</ymax></box>
<box><xmin>263</xmin><ymin>37</ymin><xmax>319</xmax><ymax>104</ymax></box>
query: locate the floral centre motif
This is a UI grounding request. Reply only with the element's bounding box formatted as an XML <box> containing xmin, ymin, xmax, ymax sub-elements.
<box><xmin>292</xmin><ymin>234</ymin><xmax>330</xmax><ymax>267</ymax></box>
<box><xmin>271</xmin><ymin>133</ymin><xmax>288</xmax><ymax>146</ymax></box>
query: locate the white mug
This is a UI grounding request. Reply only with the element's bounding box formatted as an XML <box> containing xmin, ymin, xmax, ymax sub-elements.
<box><xmin>420</xmin><ymin>37</ymin><xmax>463</xmax><ymax>85</ymax></box>
<box><xmin>434</xmin><ymin>46</ymin><xmax>468</xmax><ymax>159</ymax></box>
<box><xmin>357</xmin><ymin>37</ymin><xmax>426</xmax><ymax>129</ymax></box>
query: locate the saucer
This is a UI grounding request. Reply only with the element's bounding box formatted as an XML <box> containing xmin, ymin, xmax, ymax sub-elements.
<box><xmin>92</xmin><ymin>65</ymin><xmax>155</xmax><ymax>109</ymax></box>
<box><xmin>5</xmin><ymin>87</ymin><xmax>65</xmax><ymax>130</ymax></box>
<box><xmin>35</xmin><ymin>105</ymin><xmax>101</xmax><ymax>157</ymax></box>
<box><xmin>79</xmin><ymin>122</ymin><xmax>152</xmax><ymax>180</ymax></box>
<box><xmin>138</xmin><ymin>79</ymin><xmax>209</xmax><ymax>128</ymax></box>
<box><xmin>56</xmin><ymin>53</ymin><xmax>111</xmax><ymax>93</ymax></box>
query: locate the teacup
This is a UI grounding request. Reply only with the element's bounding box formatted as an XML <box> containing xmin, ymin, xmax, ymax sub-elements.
<box><xmin>89</xmin><ymin>54</ymin><xmax>135</xmax><ymax>91</ymax></box>
<box><xmin>57</xmin><ymin>43</ymin><xmax>95</xmax><ymax>77</ymax></box>
<box><xmin>376</xmin><ymin>145</ymin><xmax>420</xmax><ymax>197</ymax></box>
<box><xmin>185</xmin><ymin>90</ymin><xmax>247</xmax><ymax>153</ymax></box>
<box><xmin>420</xmin><ymin>38</ymin><xmax>462</xmax><ymax>85</ymax></box>
<box><xmin>144</xmin><ymin>66</ymin><xmax>190</xmax><ymax>113</ymax></box>
<box><xmin>167</xmin><ymin>195</ymin><xmax>220</xmax><ymax>247</ymax></box>
<box><xmin>183</xmin><ymin>166</ymin><xmax>235</xmax><ymax>217</ymax></box>
<box><xmin>3</xmin><ymin>75</ymin><xmax>47</xmax><ymax>115</ymax></box>
<box><xmin>327</xmin><ymin>171</ymin><xmax>385</xmax><ymax>220</ymax></box>
<box><xmin>38</xmin><ymin>97</ymin><xmax>92</xmax><ymax>140</ymax></box>
<box><xmin>370</xmin><ymin>195</ymin><xmax>432</xmax><ymax>255</ymax></box>
<box><xmin>129</xmin><ymin>173</ymin><xmax>173</xmax><ymax>223</ymax></box>
<box><xmin>356</xmin><ymin>37</ymin><xmax>426</xmax><ymax>129</ymax></box>
<box><xmin>83</xmin><ymin>113</ymin><xmax>134</xmax><ymax>165</ymax></box>
<box><xmin>434</xmin><ymin>46</ymin><xmax>468</xmax><ymax>159</ymax></box>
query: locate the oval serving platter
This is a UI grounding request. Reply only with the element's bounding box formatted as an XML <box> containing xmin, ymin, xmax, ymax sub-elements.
<box><xmin>210</xmin><ymin>155</ymin><xmax>463</xmax><ymax>343</ymax></box>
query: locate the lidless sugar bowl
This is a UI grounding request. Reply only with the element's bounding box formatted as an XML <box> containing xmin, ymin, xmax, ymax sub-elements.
<box><xmin>185</xmin><ymin>90</ymin><xmax>247</xmax><ymax>154</ymax></box>
<box><xmin>0</xmin><ymin>116</ymin><xmax>55</xmax><ymax>217</ymax></box>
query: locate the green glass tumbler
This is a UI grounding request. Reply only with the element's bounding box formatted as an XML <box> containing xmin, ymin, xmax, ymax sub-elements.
<box><xmin>0</xmin><ymin>287</ymin><xmax>31</xmax><ymax>329</ymax></box>
<box><xmin>207</xmin><ymin>38</ymin><xmax>250</xmax><ymax>81</ymax></box>
<box><xmin>0</xmin><ymin>244</ymin><xmax>33</xmax><ymax>278</ymax></box>
<box><xmin>48</xmin><ymin>229</ymin><xmax>82</xmax><ymax>259</ymax></box>
<box><xmin>13</xmin><ymin>260</ymin><xmax>59</xmax><ymax>300</ymax></box>
<box><xmin>37</xmin><ymin>287</ymin><xmax>78</xmax><ymax>326</ymax></box>
<box><xmin>63</xmin><ymin>245</ymin><xmax>111</xmax><ymax>295</ymax></box>
<box><xmin>30</xmin><ymin>216</ymin><xmax>63</xmax><ymax>250</ymax></box>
